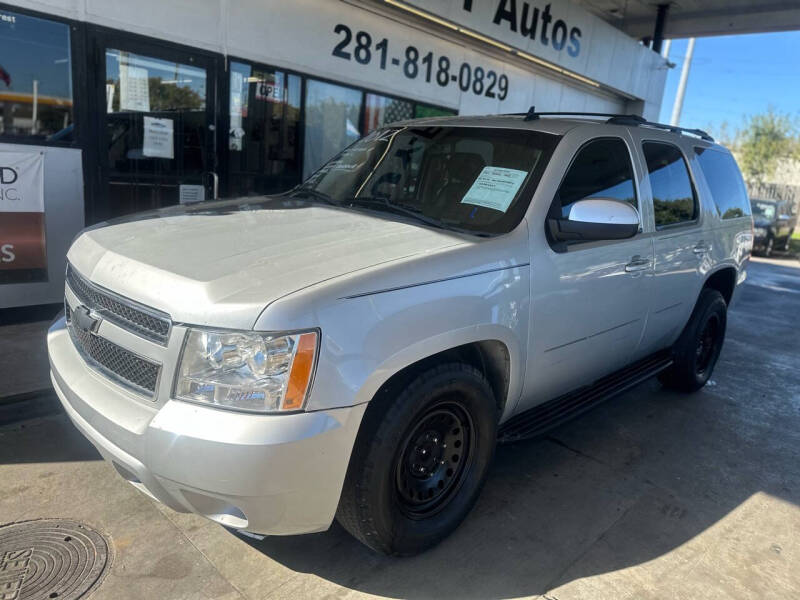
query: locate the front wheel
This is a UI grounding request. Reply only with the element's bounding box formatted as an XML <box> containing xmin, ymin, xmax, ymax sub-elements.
<box><xmin>764</xmin><ymin>235</ymin><xmax>774</xmax><ymax>257</ymax></box>
<box><xmin>336</xmin><ymin>363</ymin><xmax>497</xmax><ymax>556</ymax></box>
<box><xmin>659</xmin><ymin>288</ymin><xmax>727</xmax><ymax>393</ymax></box>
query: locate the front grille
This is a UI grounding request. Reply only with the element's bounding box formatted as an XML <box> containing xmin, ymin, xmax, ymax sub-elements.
<box><xmin>66</xmin><ymin>313</ymin><xmax>161</xmax><ymax>397</ymax></box>
<box><xmin>66</xmin><ymin>265</ymin><xmax>171</xmax><ymax>344</ymax></box>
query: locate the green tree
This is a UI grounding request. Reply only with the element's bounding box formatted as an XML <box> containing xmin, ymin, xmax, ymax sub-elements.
<box><xmin>736</xmin><ymin>108</ymin><xmax>799</xmax><ymax>183</ymax></box>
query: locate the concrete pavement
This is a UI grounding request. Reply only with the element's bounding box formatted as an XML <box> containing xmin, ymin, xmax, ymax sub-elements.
<box><xmin>1</xmin><ymin>257</ymin><xmax>798</xmax><ymax>599</ymax></box>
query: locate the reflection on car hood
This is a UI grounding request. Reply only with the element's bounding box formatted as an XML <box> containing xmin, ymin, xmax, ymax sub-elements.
<box><xmin>68</xmin><ymin>196</ymin><xmax>469</xmax><ymax>329</ymax></box>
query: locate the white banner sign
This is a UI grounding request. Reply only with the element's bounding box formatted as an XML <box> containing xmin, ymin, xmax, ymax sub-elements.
<box><xmin>0</xmin><ymin>150</ymin><xmax>44</xmax><ymax>213</ymax></box>
<box><xmin>0</xmin><ymin>150</ymin><xmax>47</xmax><ymax>279</ymax></box>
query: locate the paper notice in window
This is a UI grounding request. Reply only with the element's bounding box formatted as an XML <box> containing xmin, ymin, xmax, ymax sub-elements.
<box><xmin>143</xmin><ymin>116</ymin><xmax>174</xmax><ymax>159</ymax></box>
<box><xmin>119</xmin><ymin>61</ymin><xmax>150</xmax><ymax>112</ymax></box>
<box><xmin>461</xmin><ymin>167</ymin><xmax>528</xmax><ymax>213</ymax></box>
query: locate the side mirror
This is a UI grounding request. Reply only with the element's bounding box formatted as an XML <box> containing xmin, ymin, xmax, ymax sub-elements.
<box><xmin>548</xmin><ymin>198</ymin><xmax>640</xmax><ymax>242</ymax></box>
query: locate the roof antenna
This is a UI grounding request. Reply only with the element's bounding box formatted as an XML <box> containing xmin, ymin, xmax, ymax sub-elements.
<box><xmin>524</xmin><ymin>106</ymin><xmax>538</xmax><ymax>121</ymax></box>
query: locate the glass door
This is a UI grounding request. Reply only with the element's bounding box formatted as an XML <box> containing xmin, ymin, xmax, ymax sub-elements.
<box><xmin>89</xmin><ymin>30</ymin><xmax>220</xmax><ymax>220</ymax></box>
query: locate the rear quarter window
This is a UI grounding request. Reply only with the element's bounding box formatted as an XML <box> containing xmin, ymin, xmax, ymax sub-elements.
<box><xmin>694</xmin><ymin>147</ymin><xmax>751</xmax><ymax>219</ymax></box>
<box><xmin>642</xmin><ymin>142</ymin><xmax>698</xmax><ymax>228</ymax></box>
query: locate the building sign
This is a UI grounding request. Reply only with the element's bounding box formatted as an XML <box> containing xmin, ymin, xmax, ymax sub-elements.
<box><xmin>402</xmin><ymin>0</ymin><xmax>666</xmax><ymax>102</ymax></box>
<box><xmin>226</xmin><ymin>0</ymin><xmax>665</xmax><ymax>116</ymax></box>
<box><xmin>0</xmin><ymin>151</ymin><xmax>47</xmax><ymax>284</ymax></box>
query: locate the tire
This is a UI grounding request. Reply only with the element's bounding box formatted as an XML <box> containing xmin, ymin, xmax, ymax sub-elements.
<box><xmin>336</xmin><ymin>362</ymin><xmax>497</xmax><ymax>556</ymax></box>
<box><xmin>658</xmin><ymin>288</ymin><xmax>727</xmax><ymax>393</ymax></box>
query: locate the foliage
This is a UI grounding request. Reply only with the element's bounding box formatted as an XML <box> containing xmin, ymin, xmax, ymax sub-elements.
<box><xmin>735</xmin><ymin>108</ymin><xmax>799</xmax><ymax>183</ymax></box>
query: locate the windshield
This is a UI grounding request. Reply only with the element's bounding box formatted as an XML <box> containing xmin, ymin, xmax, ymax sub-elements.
<box><xmin>752</xmin><ymin>201</ymin><xmax>776</xmax><ymax>220</ymax></box>
<box><xmin>292</xmin><ymin>126</ymin><xmax>559</xmax><ymax>235</ymax></box>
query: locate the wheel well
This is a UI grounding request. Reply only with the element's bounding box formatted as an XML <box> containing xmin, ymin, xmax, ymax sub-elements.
<box><xmin>703</xmin><ymin>267</ymin><xmax>736</xmax><ymax>305</ymax></box>
<box><xmin>371</xmin><ymin>341</ymin><xmax>511</xmax><ymax>416</ymax></box>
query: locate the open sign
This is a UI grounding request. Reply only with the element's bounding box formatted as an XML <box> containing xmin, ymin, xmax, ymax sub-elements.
<box><xmin>254</xmin><ymin>72</ymin><xmax>285</xmax><ymax>103</ymax></box>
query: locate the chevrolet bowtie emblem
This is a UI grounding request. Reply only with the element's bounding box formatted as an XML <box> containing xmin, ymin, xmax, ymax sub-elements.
<box><xmin>72</xmin><ymin>305</ymin><xmax>102</xmax><ymax>334</ymax></box>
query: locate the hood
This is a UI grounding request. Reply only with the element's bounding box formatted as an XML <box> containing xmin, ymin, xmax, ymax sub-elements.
<box><xmin>68</xmin><ymin>197</ymin><xmax>468</xmax><ymax>329</ymax></box>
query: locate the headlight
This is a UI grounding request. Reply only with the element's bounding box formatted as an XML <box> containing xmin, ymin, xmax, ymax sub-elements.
<box><xmin>175</xmin><ymin>328</ymin><xmax>318</xmax><ymax>413</ymax></box>
<box><xmin>753</xmin><ymin>227</ymin><xmax>767</xmax><ymax>237</ymax></box>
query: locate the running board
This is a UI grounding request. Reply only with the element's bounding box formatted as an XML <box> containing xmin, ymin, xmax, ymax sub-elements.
<box><xmin>497</xmin><ymin>351</ymin><xmax>673</xmax><ymax>444</ymax></box>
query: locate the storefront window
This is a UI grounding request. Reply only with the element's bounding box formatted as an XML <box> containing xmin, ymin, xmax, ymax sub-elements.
<box><xmin>228</xmin><ymin>61</ymin><xmax>302</xmax><ymax>196</ymax></box>
<box><xmin>363</xmin><ymin>93</ymin><xmax>412</xmax><ymax>134</ymax></box>
<box><xmin>102</xmin><ymin>48</ymin><xmax>210</xmax><ymax>216</ymax></box>
<box><xmin>303</xmin><ymin>79</ymin><xmax>362</xmax><ymax>179</ymax></box>
<box><xmin>0</xmin><ymin>10</ymin><xmax>73</xmax><ymax>141</ymax></box>
<box><xmin>104</xmin><ymin>49</ymin><xmax>208</xmax><ymax>177</ymax></box>
<box><xmin>414</xmin><ymin>103</ymin><xmax>457</xmax><ymax>119</ymax></box>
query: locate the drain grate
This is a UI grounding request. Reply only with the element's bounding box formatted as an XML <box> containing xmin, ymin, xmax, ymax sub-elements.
<box><xmin>0</xmin><ymin>519</ymin><xmax>111</xmax><ymax>600</ymax></box>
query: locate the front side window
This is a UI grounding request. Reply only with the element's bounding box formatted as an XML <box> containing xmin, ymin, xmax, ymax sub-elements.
<box><xmin>294</xmin><ymin>126</ymin><xmax>558</xmax><ymax>235</ymax></box>
<box><xmin>554</xmin><ymin>137</ymin><xmax>637</xmax><ymax>219</ymax></box>
<box><xmin>695</xmin><ymin>147</ymin><xmax>750</xmax><ymax>219</ymax></box>
<box><xmin>228</xmin><ymin>62</ymin><xmax>301</xmax><ymax>195</ymax></box>
<box><xmin>0</xmin><ymin>9</ymin><xmax>73</xmax><ymax>141</ymax></box>
<box><xmin>643</xmin><ymin>142</ymin><xmax>698</xmax><ymax>228</ymax></box>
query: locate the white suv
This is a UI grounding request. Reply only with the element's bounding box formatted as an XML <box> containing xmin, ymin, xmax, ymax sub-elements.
<box><xmin>48</xmin><ymin>111</ymin><xmax>753</xmax><ymax>555</ymax></box>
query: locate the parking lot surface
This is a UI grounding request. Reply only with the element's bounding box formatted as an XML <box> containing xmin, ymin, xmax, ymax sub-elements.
<box><xmin>1</xmin><ymin>257</ymin><xmax>798</xmax><ymax>599</ymax></box>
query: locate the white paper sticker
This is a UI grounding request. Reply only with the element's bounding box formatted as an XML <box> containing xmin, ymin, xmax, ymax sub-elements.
<box><xmin>461</xmin><ymin>167</ymin><xmax>528</xmax><ymax>213</ymax></box>
<box><xmin>143</xmin><ymin>116</ymin><xmax>174</xmax><ymax>159</ymax></box>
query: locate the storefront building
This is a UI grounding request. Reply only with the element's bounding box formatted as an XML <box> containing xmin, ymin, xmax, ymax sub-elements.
<box><xmin>0</xmin><ymin>0</ymin><xmax>668</xmax><ymax>308</ymax></box>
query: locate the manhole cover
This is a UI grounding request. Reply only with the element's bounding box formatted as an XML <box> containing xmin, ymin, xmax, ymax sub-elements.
<box><xmin>0</xmin><ymin>519</ymin><xmax>111</xmax><ymax>600</ymax></box>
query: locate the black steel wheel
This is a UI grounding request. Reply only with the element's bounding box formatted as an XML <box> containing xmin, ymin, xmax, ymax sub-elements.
<box><xmin>695</xmin><ymin>313</ymin><xmax>721</xmax><ymax>376</ymax></box>
<box><xmin>394</xmin><ymin>402</ymin><xmax>474</xmax><ymax>518</ymax></box>
<box><xmin>337</xmin><ymin>363</ymin><xmax>497</xmax><ymax>556</ymax></box>
<box><xmin>659</xmin><ymin>288</ymin><xmax>727</xmax><ymax>393</ymax></box>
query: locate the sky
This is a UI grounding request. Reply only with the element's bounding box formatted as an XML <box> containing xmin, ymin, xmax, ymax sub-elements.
<box><xmin>657</xmin><ymin>31</ymin><xmax>800</xmax><ymax>138</ymax></box>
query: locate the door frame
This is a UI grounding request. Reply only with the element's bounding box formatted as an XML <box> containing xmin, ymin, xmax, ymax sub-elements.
<box><xmin>83</xmin><ymin>25</ymin><xmax>225</xmax><ymax>223</ymax></box>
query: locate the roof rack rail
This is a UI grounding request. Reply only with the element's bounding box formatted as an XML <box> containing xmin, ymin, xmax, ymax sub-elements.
<box><xmin>513</xmin><ymin>107</ymin><xmax>714</xmax><ymax>142</ymax></box>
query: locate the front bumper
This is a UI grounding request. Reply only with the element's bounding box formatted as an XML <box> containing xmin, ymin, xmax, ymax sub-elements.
<box><xmin>48</xmin><ymin>317</ymin><xmax>366</xmax><ymax>535</ymax></box>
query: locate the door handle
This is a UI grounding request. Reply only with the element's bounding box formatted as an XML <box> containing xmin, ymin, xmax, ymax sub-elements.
<box><xmin>693</xmin><ymin>242</ymin><xmax>711</xmax><ymax>255</ymax></box>
<box><xmin>625</xmin><ymin>256</ymin><xmax>651</xmax><ymax>272</ymax></box>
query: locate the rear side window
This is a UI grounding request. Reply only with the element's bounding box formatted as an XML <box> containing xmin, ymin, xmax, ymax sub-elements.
<box><xmin>695</xmin><ymin>147</ymin><xmax>751</xmax><ymax>219</ymax></box>
<box><xmin>643</xmin><ymin>142</ymin><xmax>698</xmax><ymax>228</ymax></box>
<box><xmin>555</xmin><ymin>138</ymin><xmax>637</xmax><ymax>219</ymax></box>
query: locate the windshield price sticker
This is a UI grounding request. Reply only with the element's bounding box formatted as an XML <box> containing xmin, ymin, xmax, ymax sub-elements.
<box><xmin>332</xmin><ymin>23</ymin><xmax>509</xmax><ymax>100</ymax></box>
<box><xmin>461</xmin><ymin>167</ymin><xmax>528</xmax><ymax>213</ymax></box>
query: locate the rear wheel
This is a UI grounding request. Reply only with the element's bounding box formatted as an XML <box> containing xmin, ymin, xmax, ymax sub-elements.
<box><xmin>659</xmin><ymin>288</ymin><xmax>727</xmax><ymax>392</ymax></box>
<box><xmin>336</xmin><ymin>363</ymin><xmax>497</xmax><ymax>556</ymax></box>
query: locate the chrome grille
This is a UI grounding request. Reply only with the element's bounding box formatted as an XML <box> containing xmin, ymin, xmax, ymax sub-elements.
<box><xmin>66</xmin><ymin>264</ymin><xmax>171</xmax><ymax>344</ymax></box>
<box><xmin>66</xmin><ymin>304</ymin><xmax>160</xmax><ymax>397</ymax></box>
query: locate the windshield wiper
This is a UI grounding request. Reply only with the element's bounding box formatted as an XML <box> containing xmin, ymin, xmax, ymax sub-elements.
<box><xmin>345</xmin><ymin>196</ymin><xmax>450</xmax><ymax>230</ymax></box>
<box><xmin>345</xmin><ymin>197</ymin><xmax>491</xmax><ymax>237</ymax></box>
